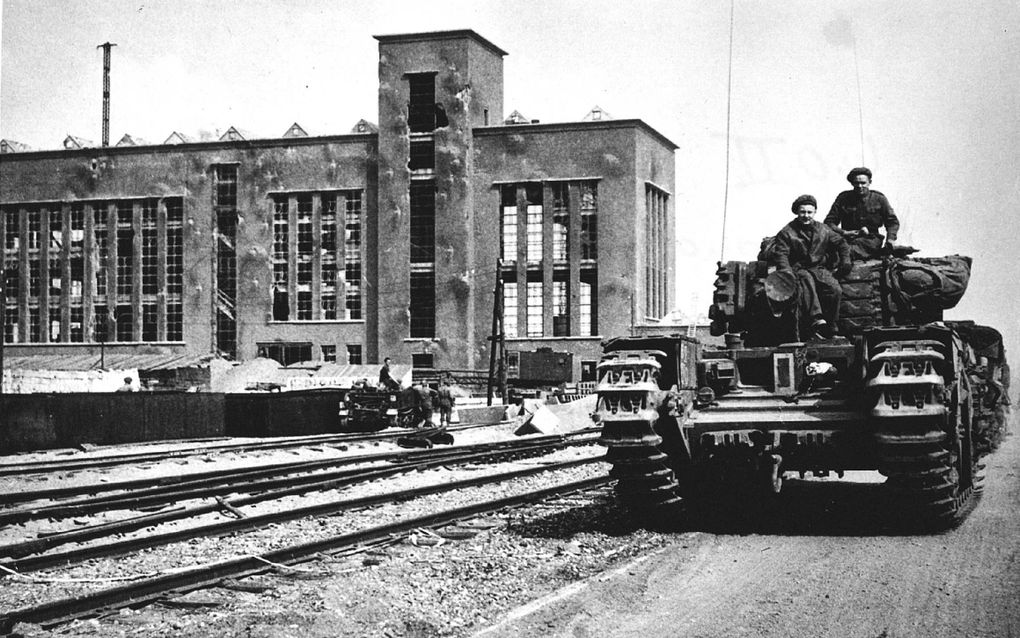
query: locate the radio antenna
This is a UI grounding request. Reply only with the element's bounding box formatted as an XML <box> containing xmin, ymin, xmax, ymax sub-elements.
<box><xmin>719</xmin><ymin>0</ymin><xmax>735</xmax><ymax>262</ymax></box>
<box><xmin>850</xmin><ymin>23</ymin><xmax>865</xmax><ymax>164</ymax></box>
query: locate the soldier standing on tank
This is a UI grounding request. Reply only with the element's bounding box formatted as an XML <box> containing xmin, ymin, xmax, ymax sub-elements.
<box><xmin>824</xmin><ymin>167</ymin><xmax>900</xmax><ymax>260</ymax></box>
<box><xmin>771</xmin><ymin>194</ymin><xmax>851</xmax><ymax>340</ymax></box>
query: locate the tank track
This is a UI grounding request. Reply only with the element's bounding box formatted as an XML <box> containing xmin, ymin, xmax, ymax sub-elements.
<box><xmin>869</xmin><ymin>336</ymin><xmax>981</xmax><ymax>529</ymax></box>
<box><xmin>595</xmin><ymin>350</ymin><xmax>683</xmax><ymax>511</ymax></box>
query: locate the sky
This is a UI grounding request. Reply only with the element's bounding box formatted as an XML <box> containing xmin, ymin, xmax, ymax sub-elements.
<box><xmin>1</xmin><ymin>0</ymin><xmax>1018</xmax><ymax>375</ymax></box>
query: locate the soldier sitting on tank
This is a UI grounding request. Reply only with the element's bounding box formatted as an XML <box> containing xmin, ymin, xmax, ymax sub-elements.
<box><xmin>770</xmin><ymin>194</ymin><xmax>851</xmax><ymax>340</ymax></box>
<box><xmin>824</xmin><ymin>166</ymin><xmax>900</xmax><ymax>260</ymax></box>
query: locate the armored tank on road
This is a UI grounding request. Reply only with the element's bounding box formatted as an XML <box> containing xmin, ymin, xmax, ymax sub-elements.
<box><xmin>596</xmin><ymin>251</ymin><xmax>1010</xmax><ymax>529</ymax></box>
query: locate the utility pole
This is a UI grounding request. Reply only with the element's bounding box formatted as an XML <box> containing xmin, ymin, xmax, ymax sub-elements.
<box><xmin>97</xmin><ymin>42</ymin><xmax>116</xmax><ymax>147</ymax></box>
<box><xmin>487</xmin><ymin>260</ymin><xmax>507</xmax><ymax>405</ymax></box>
<box><xmin>0</xmin><ymin>261</ymin><xmax>5</xmax><ymax>399</ymax></box>
<box><xmin>0</xmin><ymin>261</ymin><xmax>13</xmax><ymax>398</ymax></box>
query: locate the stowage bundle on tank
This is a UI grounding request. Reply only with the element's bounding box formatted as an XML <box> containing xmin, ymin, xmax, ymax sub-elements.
<box><xmin>596</xmin><ymin>246</ymin><xmax>1008</xmax><ymax>532</ymax></box>
<box><xmin>709</xmin><ymin>253</ymin><xmax>974</xmax><ymax>345</ymax></box>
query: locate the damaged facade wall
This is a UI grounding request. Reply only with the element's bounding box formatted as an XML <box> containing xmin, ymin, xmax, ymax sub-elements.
<box><xmin>471</xmin><ymin>121</ymin><xmax>677</xmax><ymax>377</ymax></box>
<box><xmin>2</xmin><ymin>30</ymin><xmax>675</xmax><ymax>380</ymax></box>
<box><xmin>0</xmin><ymin>136</ymin><xmax>376</xmax><ymax>363</ymax></box>
<box><xmin>375</xmin><ymin>32</ymin><xmax>504</xmax><ymax>369</ymax></box>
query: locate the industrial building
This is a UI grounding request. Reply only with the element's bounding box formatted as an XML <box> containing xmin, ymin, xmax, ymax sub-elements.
<box><xmin>0</xmin><ymin>29</ymin><xmax>676</xmax><ymax>383</ymax></box>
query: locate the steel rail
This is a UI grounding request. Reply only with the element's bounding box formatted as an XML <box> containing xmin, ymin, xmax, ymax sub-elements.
<box><xmin>0</xmin><ymin>439</ymin><xmax>602</xmax><ymax>559</ymax></box>
<box><xmin>0</xmin><ymin>431</ymin><xmax>599</xmax><ymax>522</ymax></box>
<box><xmin>0</xmin><ymin>420</ymin><xmax>516</xmax><ymax>477</ymax></box>
<box><xmin>0</xmin><ymin>474</ymin><xmax>612</xmax><ymax>632</ymax></box>
<box><xmin>2</xmin><ymin>456</ymin><xmax>605</xmax><ymax>574</ymax></box>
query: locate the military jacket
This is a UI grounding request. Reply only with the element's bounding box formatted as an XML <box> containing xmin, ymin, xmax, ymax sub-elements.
<box><xmin>771</xmin><ymin>220</ymin><xmax>850</xmax><ymax>272</ymax></box>
<box><xmin>824</xmin><ymin>190</ymin><xmax>899</xmax><ymax>241</ymax></box>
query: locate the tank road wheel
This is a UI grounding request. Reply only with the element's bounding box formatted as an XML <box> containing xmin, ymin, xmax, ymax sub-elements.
<box><xmin>872</xmin><ymin>342</ymin><xmax>981</xmax><ymax>530</ymax></box>
<box><xmin>596</xmin><ymin>350</ymin><xmax>683</xmax><ymax>519</ymax></box>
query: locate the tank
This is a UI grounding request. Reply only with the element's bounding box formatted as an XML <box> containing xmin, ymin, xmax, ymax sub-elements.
<box><xmin>596</xmin><ymin>252</ymin><xmax>1011</xmax><ymax>529</ymax></box>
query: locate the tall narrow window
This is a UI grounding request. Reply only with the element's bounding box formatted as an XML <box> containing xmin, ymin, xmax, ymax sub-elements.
<box><xmin>166</xmin><ymin>303</ymin><xmax>182</xmax><ymax>341</ymax></box>
<box><xmin>27</xmin><ymin>209</ymin><xmax>40</xmax><ymax>250</ymax></box>
<box><xmin>29</xmin><ymin>260</ymin><xmax>40</xmax><ymax>297</ymax></box>
<box><xmin>503</xmin><ymin>277</ymin><xmax>518</xmax><ymax>339</ymax></box>
<box><xmin>69</xmin><ymin>205</ymin><xmax>85</xmax><ymax>301</ymax></box>
<box><xmin>553</xmin><ymin>279</ymin><xmax>569</xmax><ymax>337</ymax></box>
<box><xmin>344</xmin><ymin>192</ymin><xmax>363</xmax><ymax>320</ymax></box>
<box><xmin>296</xmin><ymin>195</ymin><xmax>313</xmax><ymax>321</ymax></box>
<box><xmin>141</xmin><ymin>199</ymin><xmax>158</xmax><ymax>295</ymax></box>
<box><xmin>321</xmin><ymin>194</ymin><xmax>338</xmax><ymax>320</ymax></box>
<box><xmin>28</xmin><ymin>305</ymin><xmax>40</xmax><ymax>341</ymax></box>
<box><xmin>94</xmin><ymin>205</ymin><xmax>108</xmax><ymax>296</ymax></box>
<box><xmin>580</xmin><ymin>181</ymin><xmax>598</xmax><ymax>261</ymax></box>
<box><xmin>2</xmin><ymin>208</ymin><xmax>18</xmax><ymax>252</ymax></box>
<box><xmin>409</xmin><ymin>182</ymin><xmax>435</xmax><ymax>338</ymax></box>
<box><xmin>142</xmin><ymin>303</ymin><xmax>157</xmax><ymax>341</ymax></box>
<box><xmin>409</xmin><ymin>271</ymin><xmax>435</xmax><ymax>338</ymax></box>
<box><xmin>2</xmin><ymin>208</ymin><xmax>19</xmax><ymax>344</ymax></box>
<box><xmin>116</xmin><ymin>203</ymin><xmax>133</xmax><ymax>297</ymax></box>
<box><xmin>272</xmin><ymin>196</ymin><xmax>289</xmax><ymax>320</ymax></box>
<box><xmin>49</xmin><ymin>306</ymin><xmax>61</xmax><ymax>342</ymax></box>
<box><xmin>580</xmin><ymin>281</ymin><xmax>593</xmax><ymax>337</ymax></box>
<box><xmin>4</xmin><ymin>306</ymin><xmax>18</xmax><ymax>343</ymax></box>
<box><xmin>407</xmin><ymin>73</ymin><xmax>438</xmax><ymax>133</ymax></box>
<box><xmin>552</xmin><ymin>183</ymin><xmax>569</xmax><ymax>263</ymax></box>
<box><xmin>645</xmin><ymin>184</ymin><xmax>669</xmax><ymax>319</ymax></box>
<box><xmin>93</xmin><ymin>304</ymin><xmax>108</xmax><ymax>342</ymax></box>
<box><xmin>409</xmin><ymin>182</ymin><xmax>435</xmax><ymax>264</ymax></box>
<box><xmin>500</xmin><ymin>185</ymin><xmax>518</xmax><ymax>263</ymax></box>
<box><xmin>525</xmin><ymin>184</ymin><xmax>543</xmax><ymax>263</ymax></box>
<box><xmin>580</xmin><ymin>272</ymin><xmax>598</xmax><ymax>336</ymax></box>
<box><xmin>116</xmin><ymin>303</ymin><xmax>132</xmax><ymax>341</ymax></box>
<box><xmin>214</xmin><ymin>164</ymin><xmax>238</xmax><ymax>358</ymax></box>
<box><xmin>166</xmin><ymin>198</ymin><xmax>184</xmax><ymax>341</ymax></box>
<box><xmin>526</xmin><ymin>280</ymin><xmax>543</xmax><ymax>337</ymax></box>
<box><xmin>70</xmin><ymin>305</ymin><xmax>83</xmax><ymax>342</ymax></box>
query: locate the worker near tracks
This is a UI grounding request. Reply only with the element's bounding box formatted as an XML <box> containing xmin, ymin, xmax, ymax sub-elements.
<box><xmin>824</xmin><ymin>167</ymin><xmax>900</xmax><ymax>260</ymax></box>
<box><xmin>770</xmin><ymin>194</ymin><xmax>851</xmax><ymax>340</ymax></box>
<box><xmin>412</xmin><ymin>383</ymin><xmax>436</xmax><ymax>428</ymax></box>
<box><xmin>379</xmin><ymin>357</ymin><xmax>400</xmax><ymax>391</ymax></box>
<box><xmin>116</xmin><ymin>376</ymin><xmax>137</xmax><ymax>392</ymax></box>
<box><xmin>436</xmin><ymin>378</ymin><xmax>455</xmax><ymax>427</ymax></box>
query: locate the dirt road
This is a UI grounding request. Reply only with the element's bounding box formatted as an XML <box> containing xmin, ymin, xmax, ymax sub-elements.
<box><xmin>478</xmin><ymin>417</ymin><xmax>1020</xmax><ymax>638</ymax></box>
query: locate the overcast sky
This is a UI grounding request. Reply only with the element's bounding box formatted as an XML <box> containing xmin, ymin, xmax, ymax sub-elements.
<box><xmin>2</xmin><ymin>0</ymin><xmax>1018</xmax><ymax>368</ymax></box>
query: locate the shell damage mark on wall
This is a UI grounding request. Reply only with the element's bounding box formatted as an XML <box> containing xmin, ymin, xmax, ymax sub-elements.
<box><xmin>504</xmin><ymin>134</ymin><xmax>528</xmax><ymax>155</ymax></box>
<box><xmin>601</xmin><ymin>153</ymin><xmax>623</xmax><ymax>176</ymax></box>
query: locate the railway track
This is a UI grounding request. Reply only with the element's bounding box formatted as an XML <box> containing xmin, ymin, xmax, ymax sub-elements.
<box><xmin>0</xmin><ymin>436</ymin><xmax>601</xmax><ymax>560</ymax></box>
<box><xmin>0</xmin><ymin>430</ymin><xmax>599</xmax><ymax>520</ymax></box>
<box><xmin>0</xmin><ymin>472</ymin><xmax>612</xmax><ymax>632</ymax></box>
<box><xmin>0</xmin><ymin>420</ymin><xmax>512</xmax><ymax>477</ymax></box>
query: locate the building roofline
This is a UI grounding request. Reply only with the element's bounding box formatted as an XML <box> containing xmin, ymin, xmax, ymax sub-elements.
<box><xmin>474</xmin><ymin>119</ymin><xmax>679</xmax><ymax>151</ymax></box>
<box><xmin>373</xmin><ymin>29</ymin><xmax>508</xmax><ymax>57</ymax></box>
<box><xmin>0</xmin><ymin>133</ymin><xmax>377</xmax><ymax>161</ymax></box>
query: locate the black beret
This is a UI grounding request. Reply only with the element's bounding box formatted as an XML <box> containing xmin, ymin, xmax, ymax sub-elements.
<box><xmin>790</xmin><ymin>194</ymin><xmax>817</xmax><ymax>212</ymax></box>
<box><xmin>847</xmin><ymin>166</ymin><xmax>872</xmax><ymax>182</ymax></box>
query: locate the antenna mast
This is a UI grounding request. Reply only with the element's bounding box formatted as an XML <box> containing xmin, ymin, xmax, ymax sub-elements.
<box><xmin>98</xmin><ymin>42</ymin><xmax>117</xmax><ymax>147</ymax></box>
<box><xmin>719</xmin><ymin>0</ymin><xmax>735</xmax><ymax>262</ymax></box>
<box><xmin>851</xmin><ymin>23</ymin><xmax>865</xmax><ymax>164</ymax></box>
